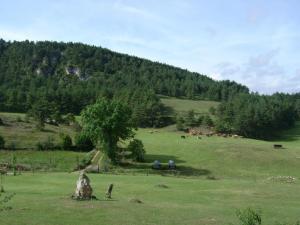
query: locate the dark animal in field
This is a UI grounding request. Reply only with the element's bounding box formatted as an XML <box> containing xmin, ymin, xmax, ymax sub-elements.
<box><xmin>181</xmin><ymin>135</ymin><xmax>186</xmax><ymax>139</ymax></box>
<box><xmin>197</xmin><ymin>136</ymin><xmax>201</xmax><ymax>139</ymax></box>
<box><xmin>106</xmin><ymin>184</ymin><xmax>114</xmax><ymax>199</ymax></box>
<box><xmin>273</xmin><ymin>144</ymin><xmax>283</xmax><ymax>149</ymax></box>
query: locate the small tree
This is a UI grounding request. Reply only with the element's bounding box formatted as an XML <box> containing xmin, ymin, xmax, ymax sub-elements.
<box><xmin>60</xmin><ymin>134</ymin><xmax>73</xmax><ymax>150</ymax></box>
<box><xmin>185</xmin><ymin>110</ymin><xmax>196</xmax><ymax>127</ymax></box>
<box><xmin>75</xmin><ymin>132</ymin><xmax>94</xmax><ymax>152</ymax></box>
<box><xmin>203</xmin><ymin>115</ymin><xmax>214</xmax><ymax>127</ymax></box>
<box><xmin>0</xmin><ymin>135</ymin><xmax>5</xmax><ymax>149</ymax></box>
<box><xmin>29</xmin><ymin>99</ymin><xmax>57</xmax><ymax>130</ymax></box>
<box><xmin>209</xmin><ymin>106</ymin><xmax>216</xmax><ymax>115</ymax></box>
<box><xmin>176</xmin><ymin>116</ymin><xmax>185</xmax><ymax>131</ymax></box>
<box><xmin>128</xmin><ymin>139</ymin><xmax>146</xmax><ymax>162</ymax></box>
<box><xmin>81</xmin><ymin>98</ymin><xmax>135</xmax><ymax>163</ymax></box>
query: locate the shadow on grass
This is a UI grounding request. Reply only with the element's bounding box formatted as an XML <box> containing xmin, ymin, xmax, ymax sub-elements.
<box><xmin>272</xmin><ymin>121</ymin><xmax>300</xmax><ymax>142</ymax></box>
<box><xmin>119</xmin><ymin>154</ymin><xmax>211</xmax><ymax>177</ymax></box>
<box><xmin>145</xmin><ymin>154</ymin><xmax>186</xmax><ymax>164</ymax></box>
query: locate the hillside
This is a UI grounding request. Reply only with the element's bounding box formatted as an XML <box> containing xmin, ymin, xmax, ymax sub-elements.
<box><xmin>0</xmin><ymin>39</ymin><xmax>248</xmax><ymax>115</ymax></box>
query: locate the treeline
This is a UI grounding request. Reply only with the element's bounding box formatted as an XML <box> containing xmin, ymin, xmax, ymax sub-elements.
<box><xmin>0</xmin><ymin>39</ymin><xmax>248</xmax><ymax>115</ymax></box>
<box><xmin>215</xmin><ymin>93</ymin><xmax>300</xmax><ymax>139</ymax></box>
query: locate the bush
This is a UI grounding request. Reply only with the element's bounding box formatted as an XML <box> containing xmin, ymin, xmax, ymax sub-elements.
<box><xmin>75</xmin><ymin>132</ymin><xmax>94</xmax><ymax>152</ymax></box>
<box><xmin>64</xmin><ymin>113</ymin><xmax>76</xmax><ymax>125</ymax></box>
<box><xmin>16</xmin><ymin>116</ymin><xmax>22</xmax><ymax>122</ymax></box>
<box><xmin>203</xmin><ymin>115</ymin><xmax>214</xmax><ymax>127</ymax></box>
<box><xmin>236</xmin><ymin>208</ymin><xmax>262</xmax><ymax>225</ymax></box>
<box><xmin>0</xmin><ymin>135</ymin><xmax>5</xmax><ymax>149</ymax></box>
<box><xmin>60</xmin><ymin>134</ymin><xmax>73</xmax><ymax>150</ymax></box>
<box><xmin>71</xmin><ymin>121</ymin><xmax>82</xmax><ymax>132</ymax></box>
<box><xmin>176</xmin><ymin>116</ymin><xmax>185</xmax><ymax>131</ymax></box>
<box><xmin>0</xmin><ymin>118</ymin><xmax>4</xmax><ymax>126</ymax></box>
<box><xmin>36</xmin><ymin>136</ymin><xmax>55</xmax><ymax>151</ymax></box>
<box><xmin>128</xmin><ymin>139</ymin><xmax>146</xmax><ymax>162</ymax></box>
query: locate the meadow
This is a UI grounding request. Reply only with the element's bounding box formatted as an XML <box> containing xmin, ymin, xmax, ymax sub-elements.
<box><xmin>160</xmin><ymin>96</ymin><xmax>219</xmax><ymax>115</ymax></box>
<box><xmin>0</xmin><ymin>108</ymin><xmax>300</xmax><ymax>224</ymax></box>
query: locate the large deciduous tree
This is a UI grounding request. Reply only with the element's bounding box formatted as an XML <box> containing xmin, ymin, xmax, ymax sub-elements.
<box><xmin>81</xmin><ymin>98</ymin><xmax>135</xmax><ymax>162</ymax></box>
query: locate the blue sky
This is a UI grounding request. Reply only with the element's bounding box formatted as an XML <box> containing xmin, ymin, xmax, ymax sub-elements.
<box><xmin>0</xmin><ymin>0</ymin><xmax>299</xmax><ymax>94</ymax></box>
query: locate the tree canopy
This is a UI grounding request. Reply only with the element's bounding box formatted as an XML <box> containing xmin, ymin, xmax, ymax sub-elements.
<box><xmin>81</xmin><ymin>98</ymin><xmax>135</xmax><ymax>162</ymax></box>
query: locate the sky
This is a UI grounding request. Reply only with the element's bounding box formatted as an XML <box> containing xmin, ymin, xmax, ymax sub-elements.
<box><xmin>0</xmin><ymin>0</ymin><xmax>299</xmax><ymax>94</ymax></box>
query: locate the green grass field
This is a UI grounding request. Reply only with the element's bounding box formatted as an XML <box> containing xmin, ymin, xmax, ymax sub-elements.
<box><xmin>160</xmin><ymin>96</ymin><xmax>219</xmax><ymax>115</ymax></box>
<box><xmin>0</xmin><ymin>109</ymin><xmax>300</xmax><ymax>224</ymax></box>
<box><xmin>0</xmin><ymin>112</ymin><xmax>77</xmax><ymax>149</ymax></box>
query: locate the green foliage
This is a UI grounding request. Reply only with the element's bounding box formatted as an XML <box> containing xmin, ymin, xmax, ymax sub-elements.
<box><xmin>0</xmin><ymin>39</ymin><xmax>248</xmax><ymax>116</ymax></box>
<box><xmin>127</xmin><ymin>139</ymin><xmax>146</xmax><ymax>162</ymax></box>
<box><xmin>185</xmin><ymin>110</ymin><xmax>197</xmax><ymax>127</ymax></box>
<box><xmin>36</xmin><ymin>136</ymin><xmax>55</xmax><ymax>151</ymax></box>
<box><xmin>0</xmin><ymin>118</ymin><xmax>3</xmax><ymax>126</ymax></box>
<box><xmin>75</xmin><ymin>132</ymin><xmax>94</xmax><ymax>152</ymax></box>
<box><xmin>81</xmin><ymin>98</ymin><xmax>135</xmax><ymax>162</ymax></box>
<box><xmin>60</xmin><ymin>133</ymin><xmax>73</xmax><ymax>150</ymax></box>
<box><xmin>176</xmin><ymin>116</ymin><xmax>185</xmax><ymax>131</ymax></box>
<box><xmin>209</xmin><ymin>106</ymin><xmax>216</xmax><ymax>115</ymax></box>
<box><xmin>0</xmin><ymin>135</ymin><xmax>4</xmax><ymax>149</ymax></box>
<box><xmin>203</xmin><ymin>115</ymin><xmax>214</xmax><ymax>127</ymax></box>
<box><xmin>64</xmin><ymin>113</ymin><xmax>76</xmax><ymax>125</ymax></box>
<box><xmin>216</xmin><ymin>93</ymin><xmax>298</xmax><ymax>138</ymax></box>
<box><xmin>77</xmin><ymin>151</ymin><xmax>95</xmax><ymax>169</ymax></box>
<box><xmin>28</xmin><ymin>98</ymin><xmax>59</xmax><ymax>130</ymax></box>
<box><xmin>236</xmin><ymin>208</ymin><xmax>262</xmax><ymax>225</ymax></box>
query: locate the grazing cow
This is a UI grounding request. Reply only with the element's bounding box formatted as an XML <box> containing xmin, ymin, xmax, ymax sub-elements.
<box><xmin>181</xmin><ymin>135</ymin><xmax>186</xmax><ymax>139</ymax></box>
<box><xmin>274</xmin><ymin>144</ymin><xmax>283</xmax><ymax>149</ymax></box>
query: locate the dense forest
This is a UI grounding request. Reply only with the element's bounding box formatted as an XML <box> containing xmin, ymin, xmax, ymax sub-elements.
<box><xmin>0</xmin><ymin>39</ymin><xmax>248</xmax><ymax>112</ymax></box>
<box><xmin>0</xmin><ymin>39</ymin><xmax>299</xmax><ymax>136</ymax></box>
<box><xmin>215</xmin><ymin>93</ymin><xmax>300</xmax><ymax>139</ymax></box>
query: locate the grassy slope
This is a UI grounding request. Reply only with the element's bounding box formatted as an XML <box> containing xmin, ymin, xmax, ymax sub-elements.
<box><xmin>0</xmin><ymin>123</ymin><xmax>299</xmax><ymax>224</ymax></box>
<box><xmin>0</xmin><ymin>112</ymin><xmax>77</xmax><ymax>149</ymax></box>
<box><xmin>0</xmin><ymin>112</ymin><xmax>86</xmax><ymax>171</ymax></box>
<box><xmin>0</xmin><ymin>104</ymin><xmax>300</xmax><ymax>224</ymax></box>
<box><xmin>160</xmin><ymin>96</ymin><xmax>219</xmax><ymax>115</ymax></box>
<box><xmin>135</xmin><ymin>123</ymin><xmax>300</xmax><ymax>179</ymax></box>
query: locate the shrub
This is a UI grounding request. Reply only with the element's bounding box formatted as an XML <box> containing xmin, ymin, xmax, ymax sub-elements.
<box><xmin>0</xmin><ymin>118</ymin><xmax>3</xmax><ymax>126</ymax></box>
<box><xmin>64</xmin><ymin>113</ymin><xmax>76</xmax><ymax>125</ymax></box>
<box><xmin>0</xmin><ymin>136</ymin><xmax>5</xmax><ymax>149</ymax></box>
<box><xmin>236</xmin><ymin>208</ymin><xmax>262</xmax><ymax>225</ymax></box>
<box><xmin>176</xmin><ymin>116</ymin><xmax>185</xmax><ymax>131</ymax></box>
<box><xmin>71</xmin><ymin>121</ymin><xmax>82</xmax><ymax>132</ymax></box>
<box><xmin>203</xmin><ymin>115</ymin><xmax>214</xmax><ymax>127</ymax></box>
<box><xmin>128</xmin><ymin>139</ymin><xmax>146</xmax><ymax>162</ymax></box>
<box><xmin>60</xmin><ymin>134</ymin><xmax>73</xmax><ymax>150</ymax></box>
<box><xmin>36</xmin><ymin>136</ymin><xmax>55</xmax><ymax>151</ymax></box>
<box><xmin>75</xmin><ymin>132</ymin><xmax>94</xmax><ymax>152</ymax></box>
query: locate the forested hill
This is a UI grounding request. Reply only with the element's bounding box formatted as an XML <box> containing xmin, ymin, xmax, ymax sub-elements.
<box><xmin>0</xmin><ymin>39</ymin><xmax>248</xmax><ymax>114</ymax></box>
